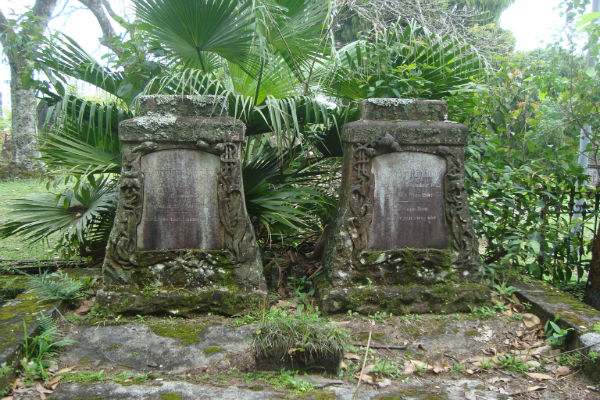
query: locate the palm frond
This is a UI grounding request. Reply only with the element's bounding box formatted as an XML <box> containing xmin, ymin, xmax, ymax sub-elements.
<box><xmin>134</xmin><ymin>0</ymin><xmax>256</xmax><ymax>71</ymax></box>
<box><xmin>47</xmin><ymin>93</ymin><xmax>128</xmax><ymax>150</ymax></box>
<box><xmin>40</xmin><ymin>132</ymin><xmax>121</xmax><ymax>177</ymax></box>
<box><xmin>34</xmin><ymin>34</ymin><xmax>125</xmax><ymax>98</ymax></box>
<box><xmin>318</xmin><ymin>20</ymin><xmax>484</xmax><ymax>100</ymax></box>
<box><xmin>242</xmin><ymin>135</ymin><xmax>336</xmax><ymax>242</ymax></box>
<box><xmin>256</xmin><ymin>0</ymin><xmax>331</xmax><ymax>80</ymax></box>
<box><xmin>0</xmin><ymin>177</ymin><xmax>118</xmax><ymax>255</ymax></box>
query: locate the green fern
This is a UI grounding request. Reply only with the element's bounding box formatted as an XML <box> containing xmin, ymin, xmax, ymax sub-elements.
<box><xmin>22</xmin><ymin>312</ymin><xmax>73</xmax><ymax>380</ymax></box>
<box><xmin>25</xmin><ymin>271</ymin><xmax>84</xmax><ymax>303</ymax></box>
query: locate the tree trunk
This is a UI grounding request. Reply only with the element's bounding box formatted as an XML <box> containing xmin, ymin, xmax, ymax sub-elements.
<box><xmin>0</xmin><ymin>0</ymin><xmax>59</xmax><ymax>173</ymax></box>
<box><xmin>8</xmin><ymin>58</ymin><xmax>40</xmax><ymax>170</ymax></box>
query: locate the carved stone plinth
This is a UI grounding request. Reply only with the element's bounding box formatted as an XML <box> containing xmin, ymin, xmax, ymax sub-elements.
<box><xmin>98</xmin><ymin>95</ymin><xmax>265</xmax><ymax>315</ymax></box>
<box><xmin>320</xmin><ymin>98</ymin><xmax>488</xmax><ymax>314</ymax></box>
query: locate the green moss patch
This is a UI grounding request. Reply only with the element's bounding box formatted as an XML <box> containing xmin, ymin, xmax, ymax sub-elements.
<box><xmin>159</xmin><ymin>394</ymin><xmax>183</xmax><ymax>400</ymax></box>
<box><xmin>95</xmin><ymin>287</ymin><xmax>264</xmax><ymax>316</ymax></box>
<box><xmin>320</xmin><ymin>282</ymin><xmax>490</xmax><ymax>315</ymax></box>
<box><xmin>149</xmin><ymin>322</ymin><xmax>206</xmax><ymax>345</ymax></box>
<box><xmin>204</xmin><ymin>346</ymin><xmax>223</xmax><ymax>355</ymax></box>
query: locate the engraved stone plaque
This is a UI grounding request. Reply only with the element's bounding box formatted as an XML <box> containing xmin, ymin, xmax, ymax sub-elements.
<box><xmin>368</xmin><ymin>152</ymin><xmax>449</xmax><ymax>249</ymax></box>
<box><xmin>137</xmin><ymin>149</ymin><xmax>223</xmax><ymax>250</ymax></box>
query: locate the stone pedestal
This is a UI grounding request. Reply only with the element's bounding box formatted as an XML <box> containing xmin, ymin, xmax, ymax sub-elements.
<box><xmin>320</xmin><ymin>98</ymin><xmax>488</xmax><ymax>314</ymax></box>
<box><xmin>98</xmin><ymin>95</ymin><xmax>265</xmax><ymax>315</ymax></box>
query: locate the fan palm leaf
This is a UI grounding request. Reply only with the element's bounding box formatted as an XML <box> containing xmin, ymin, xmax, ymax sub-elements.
<box><xmin>0</xmin><ymin>177</ymin><xmax>117</xmax><ymax>248</ymax></box>
<box><xmin>134</xmin><ymin>0</ymin><xmax>256</xmax><ymax>72</ymax></box>
<box><xmin>256</xmin><ymin>0</ymin><xmax>331</xmax><ymax>81</ymax></box>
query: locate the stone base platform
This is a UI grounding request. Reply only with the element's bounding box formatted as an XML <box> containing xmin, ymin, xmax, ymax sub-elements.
<box><xmin>95</xmin><ymin>287</ymin><xmax>265</xmax><ymax>316</ymax></box>
<box><xmin>319</xmin><ymin>282</ymin><xmax>490</xmax><ymax>315</ymax></box>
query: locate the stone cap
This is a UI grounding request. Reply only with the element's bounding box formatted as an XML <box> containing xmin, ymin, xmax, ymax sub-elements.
<box><xmin>138</xmin><ymin>95</ymin><xmax>228</xmax><ymax>117</ymax></box>
<box><xmin>360</xmin><ymin>98</ymin><xmax>447</xmax><ymax>121</ymax></box>
<box><xmin>119</xmin><ymin>116</ymin><xmax>245</xmax><ymax>143</ymax></box>
<box><xmin>343</xmin><ymin>120</ymin><xmax>468</xmax><ymax>146</ymax></box>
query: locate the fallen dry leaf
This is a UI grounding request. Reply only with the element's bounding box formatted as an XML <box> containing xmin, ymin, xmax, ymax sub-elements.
<box><xmin>432</xmin><ymin>359</ymin><xmax>451</xmax><ymax>374</ymax></box>
<box><xmin>344</xmin><ymin>353</ymin><xmax>361</xmax><ymax>360</ymax></box>
<box><xmin>36</xmin><ymin>384</ymin><xmax>52</xmax><ymax>394</ymax></box>
<box><xmin>363</xmin><ymin>364</ymin><xmax>376</xmax><ymax>374</ymax></box>
<box><xmin>74</xmin><ymin>299</ymin><xmax>95</xmax><ymax>315</ymax></box>
<box><xmin>340</xmin><ymin>361</ymin><xmax>347</xmax><ymax>370</ymax></box>
<box><xmin>275</xmin><ymin>300</ymin><xmax>297</xmax><ymax>309</ymax></box>
<box><xmin>555</xmin><ymin>366</ymin><xmax>571</xmax><ymax>377</ymax></box>
<box><xmin>333</xmin><ymin>321</ymin><xmax>350</xmax><ymax>327</ymax></box>
<box><xmin>527</xmin><ymin>385</ymin><xmax>547</xmax><ymax>392</ymax></box>
<box><xmin>465</xmin><ymin>355</ymin><xmax>487</xmax><ymax>363</ymax></box>
<box><xmin>466</xmin><ymin>369</ymin><xmax>475</xmax><ymax>374</ymax></box>
<box><xmin>403</xmin><ymin>363</ymin><xmax>416</xmax><ymax>376</ymax></box>
<box><xmin>55</xmin><ymin>367</ymin><xmax>74</xmax><ymax>375</ymax></box>
<box><xmin>523</xmin><ymin>313</ymin><xmax>541</xmax><ymax>329</ymax></box>
<box><xmin>531</xmin><ymin>345</ymin><xmax>552</xmax><ymax>356</ymax></box>
<box><xmin>354</xmin><ymin>371</ymin><xmax>374</xmax><ymax>384</ymax></box>
<box><xmin>526</xmin><ymin>372</ymin><xmax>553</xmax><ymax>381</ymax></box>
<box><xmin>409</xmin><ymin>359</ymin><xmax>429</xmax><ymax>369</ymax></box>
<box><xmin>47</xmin><ymin>375</ymin><xmax>62</xmax><ymax>390</ymax></box>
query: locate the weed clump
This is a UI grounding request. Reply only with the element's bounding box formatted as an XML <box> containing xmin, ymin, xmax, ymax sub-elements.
<box><xmin>252</xmin><ymin>308</ymin><xmax>348</xmax><ymax>373</ymax></box>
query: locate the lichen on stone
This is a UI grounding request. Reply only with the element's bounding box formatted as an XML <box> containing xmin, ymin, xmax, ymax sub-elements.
<box><xmin>135</xmin><ymin>111</ymin><xmax>177</xmax><ymax>130</ymax></box>
<box><xmin>367</xmin><ymin>98</ymin><xmax>415</xmax><ymax>106</ymax></box>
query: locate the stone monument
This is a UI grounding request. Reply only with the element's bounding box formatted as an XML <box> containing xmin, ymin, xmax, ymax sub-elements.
<box><xmin>97</xmin><ymin>95</ymin><xmax>266</xmax><ymax>315</ymax></box>
<box><xmin>320</xmin><ymin>98</ymin><xmax>488</xmax><ymax>314</ymax></box>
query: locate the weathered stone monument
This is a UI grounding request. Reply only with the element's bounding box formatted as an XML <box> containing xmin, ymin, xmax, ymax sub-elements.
<box><xmin>320</xmin><ymin>98</ymin><xmax>488</xmax><ymax>314</ymax></box>
<box><xmin>98</xmin><ymin>95</ymin><xmax>266</xmax><ymax>314</ymax></box>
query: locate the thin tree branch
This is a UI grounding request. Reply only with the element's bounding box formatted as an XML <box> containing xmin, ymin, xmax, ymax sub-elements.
<box><xmin>78</xmin><ymin>0</ymin><xmax>122</xmax><ymax>56</ymax></box>
<box><xmin>0</xmin><ymin>9</ymin><xmax>14</xmax><ymax>49</ymax></box>
<box><xmin>31</xmin><ymin>0</ymin><xmax>60</xmax><ymax>30</ymax></box>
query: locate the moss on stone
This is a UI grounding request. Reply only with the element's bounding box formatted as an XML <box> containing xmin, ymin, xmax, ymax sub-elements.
<box><xmin>376</xmin><ymin>389</ymin><xmax>448</xmax><ymax>400</ymax></box>
<box><xmin>355</xmin><ymin>332</ymin><xmax>386</xmax><ymax>342</ymax></box>
<box><xmin>204</xmin><ymin>346</ymin><xmax>223</xmax><ymax>355</ymax></box>
<box><xmin>321</xmin><ymin>282</ymin><xmax>489</xmax><ymax>315</ymax></box>
<box><xmin>290</xmin><ymin>389</ymin><xmax>336</xmax><ymax>399</ymax></box>
<box><xmin>149</xmin><ymin>322</ymin><xmax>206</xmax><ymax>345</ymax></box>
<box><xmin>159</xmin><ymin>393</ymin><xmax>183</xmax><ymax>400</ymax></box>
<box><xmin>96</xmin><ymin>285</ymin><xmax>264</xmax><ymax>316</ymax></box>
<box><xmin>351</xmin><ymin>249</ymin><xmax>456</xmax><ymax>286</ymax></box>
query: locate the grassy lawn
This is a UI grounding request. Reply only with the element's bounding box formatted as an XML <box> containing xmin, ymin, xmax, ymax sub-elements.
<box><xmin>0</xmin><ymin>178</ymin><xmax>59</xmax><ymax>261</ymax></box>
